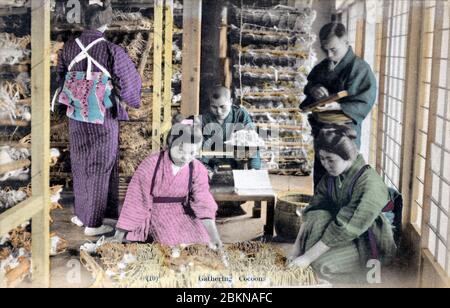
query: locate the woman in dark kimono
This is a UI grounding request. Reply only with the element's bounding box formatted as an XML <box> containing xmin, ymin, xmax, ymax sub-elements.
<box><xmin>288</xmin><ymin>125</ymin><xmax>397</xmax><ymax>284</ymax></box>
<box><xmin>56</xmin><ymin>1</ymin><xmax>142</xmax><ymax>236</ymax></box>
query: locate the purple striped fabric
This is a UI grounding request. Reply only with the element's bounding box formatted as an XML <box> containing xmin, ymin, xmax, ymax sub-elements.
<box><xmin>69</xmin><ymin>110</ymin><xmax>119</xmax><ymax>228</ymax></box>
<box><xmin>58</xmin><ymin>30</ymin><xmax>142</xmax><ymax>228</ymax></box>
<box><xmin>117</xmin><ymin>150</ymin><xmax>218</xmax><ymax>246</ymax></box>
<box><xmin>57</xmin><ymin>29</ymin><xmax>142</xmax><ymax>121</ymax></box>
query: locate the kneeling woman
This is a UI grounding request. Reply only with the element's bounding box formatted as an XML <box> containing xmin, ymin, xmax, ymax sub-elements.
<box><xmin>113</xmin><ymin>116</ymin><xmax>222</xmax><ymax>248</ymax></box>
<box><xmin>288</xmin><ymin>125</ymin><xmax>397</xmax><ymax>283</ymax></box>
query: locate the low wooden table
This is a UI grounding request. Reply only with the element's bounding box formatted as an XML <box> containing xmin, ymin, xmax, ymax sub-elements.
<box><xmin>210</xmin><ymin>185</ymin><xmax>276</xmax><ymax>240</ymax></box>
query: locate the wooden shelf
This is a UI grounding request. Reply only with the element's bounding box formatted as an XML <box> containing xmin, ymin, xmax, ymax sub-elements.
<box><xmin>50</xmin><ymin>142</ymin><xmax>69</xmax><ymax>148</ymax></box>
<box><xmin>249</xmin><ymin>108</ymin><xmax>300</xmax><ymax>113</ymax></box>
<box><xmin>18</xmin><ymin>98</ymin><xmax>31</xmax><ymax>106</ymax></box>
<box><xmin>0</xmin><ymin>197</ymin><xmax>43</xmax><ymax>237</ymax></box>
<box><xmin>51</xmin><ymin>26</ymin><xmax>154</xmax><ymax>33</ymax></box>
<box><xmin>0</xmin><ymin>159</ymin><xmax>31</xmax><ymax>175</ymax></box>
<box><xmin>0</xmin><ymin>6</ymin><xmax>29</xmax><ymax>17</ymax></box>
<box><xmin>239</xmin><ymin>91</ymin><xmax>300</xmax><ymax>97</ymax></box>
<box><xmin>266</xmin><ymin>141</ymin><xmax>308</xmax><ymax>148</ymax></box>
<box><xmin>0</xmin><ymin>141</ymin><xmax>31</xmax><ymax>149</ymax></box>
<box><xmin>255</xmin><ymin>123</ymin><xmax>304</xmax><ymax>130</ymax></box>
<box><xmin>269</xmin><ymin>168</ymin><xmax>310</xmax><ymax>175</ymax></box>
<box><xmin>50</xmin><ymin>172</ymin><xmax>72</xmax><ymax>178</ymax></box>
<box><xmin>233</xmin><ymin>47</ymin><xmax>309</xmax><ymax>59</ymax></box>
<box><xmin>0</xmin><ymin>64</ymin><xmax>30</xmax><ymax>74</ymax></box>
<box><xmin>0</xmin><ymin>119</ymin><xmax>30</xmax><ymax>127</ymax></box>
<box><xmin>230</xmin><ymin>24</ymin><xmax>306</xmax><ymax>36</ymax></box>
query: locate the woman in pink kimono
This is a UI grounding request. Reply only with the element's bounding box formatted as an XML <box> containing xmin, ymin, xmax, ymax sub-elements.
<box><xmin>112</xmin><ymin>115</ymin><xmax>222</xmax><ymax>248</ymax></box>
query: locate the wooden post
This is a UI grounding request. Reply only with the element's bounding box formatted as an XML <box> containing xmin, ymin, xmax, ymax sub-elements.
<box><xmin>445</xmin><ymin>1</ymin><xmax>450</xmax><ymax>281</ymax></box>
<box><xmin>163</xmin><ymin>0</ymin><xmax>174</xmax><ymax>142</ymax></box>
<box><xmin>399</xmin><ymin>0</ymin><xmax>423</xmax><ymax>230</ymax></box>
<box><xmin>375</xmin><ymin>1</ymin><xmax>392</xmax><ymax>174</ymax></box>
<box><xmin>420</xmin><ymin>0</ymin><xmax>445</xmax><ymax>250</ymax></box>
<box><xmin>31</xmin><ymin>0</ymin><xmax>51</xmax><ymax>288</ymax></box>
<box><xmin>219</xmin><ymin>6</ymin><xmax>231</xmax><ymax>88</ymax></box>
<box><xmin>152</xmin><ymin>0</ymin><xmax>164</xmax><ymax>152</ymax></box>
<box><xmin>355</xmin><ymin>19</ymin><xmax>366</xmax><ymax>58</ymax></box>
<box><xmin>369</xmin><ymin>21</ymin><xmax>382</xmax><ymax>167</ymax></box>
<box><xmin>410</xmin><ymin>2</ymin><xmax>433</xmax><ymax>230</ymax></box>
<box><xmin>181</xmin><ymin>0</ymin><xmax>202</xmax><ymax>116</ymax></box>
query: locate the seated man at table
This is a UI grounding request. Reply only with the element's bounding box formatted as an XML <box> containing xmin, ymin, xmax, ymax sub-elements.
<box><xmin>201</xmin><ymin>86</ymin><xmax>261</xmax><ymax>172</ymax></box>
<box><xmin>201</xmin><ymin>86</ymin><xmax>261</xmax><ymax>217</ymax></box>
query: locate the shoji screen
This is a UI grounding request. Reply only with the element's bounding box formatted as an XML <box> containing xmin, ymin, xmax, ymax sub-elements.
<box><xmin>378</xmin><ymin>0</ymin><xmax>410</xmax><ymax>190</ymax></box>
<box><xmin>411</xmin><ymin>1</ymin><xmax>437</xmax><ymax>232</ymax></box>
<box><xmin>424</xmin><ymin>0</ymin><xmax>450</xmax><ymax>276</ymax></box>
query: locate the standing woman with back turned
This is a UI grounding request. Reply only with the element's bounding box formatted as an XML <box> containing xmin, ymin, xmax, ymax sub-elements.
<box><xmin>55</xmin><ymin>0</ymin><xmax>142</xmax><ymax>236</ymax></box>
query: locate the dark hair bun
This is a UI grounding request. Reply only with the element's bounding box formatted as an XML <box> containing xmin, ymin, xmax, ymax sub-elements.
<box><xmin>335</xmin><ymin>125</ymin><xmax>357</xmax><ymax>140</ymax></box>
<box><xmin>319</xmin><ymin>23</ymin><xmax>347</xmax><ymax>41</ymax></box>
<box><xmin>317</xmin><ymin>124</ymin><xmax>358</xmax><ymax>160</ymax></box>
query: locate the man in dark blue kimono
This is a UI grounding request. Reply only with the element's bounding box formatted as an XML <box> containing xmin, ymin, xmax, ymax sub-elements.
<box><xmin>201</xmin><ymin>86</ymin><xmax>261</xmax><ymax>217</ymax></box>
<box><xmin>300</xmin><ymin>23</ymin><xmax>377</xmax><ymax>188</ymax></box>
<box><xmin>201</xmin><ymin>86</ymin><xmax>261</xmax><ymax>172</ymax></box>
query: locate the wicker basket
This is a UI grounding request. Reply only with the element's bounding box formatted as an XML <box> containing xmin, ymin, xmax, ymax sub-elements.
<box><xmin>275</xmin><ymin>191</ymin><xmax>312</xmax><ymax>239</ymax></box>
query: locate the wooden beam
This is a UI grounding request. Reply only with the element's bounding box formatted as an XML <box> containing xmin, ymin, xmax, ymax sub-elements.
<box><xmin>420</xmin><ymin>0</ymin><xmax>445</xmax><ymax>251</ymax></box>
<box><xmin>0</xmin><ymin>142</ymin><xmax>31</xmax><ymax>149</ymax></box>
<box><xmin>399</xmin><ymin>0</ymin><xmax>423</xmax><ymax>230</ymax></box>
<box><xmin>219</xmin><ymin>6</ymin><xmax>229</xmax><ymax>88</ymax></box>
<box><xmin>370</xmin><ymin>20</ymin><xmax>383</xmax><ymax>167</ymax></box>
<box><xmin>354</xmin><ymin>18</ymin><xmax>366</xmax><ymax>58</ymax></box>
<box><xmin>374</xmin><ymin>22</ymin><xmax>383</xmax><ymax>73</ymax></box>
<box><xmin>0</xmin><ymin>119</ymin><xmax>30</xmax><ymax>127</ymax></box>
<box><xmin>0</xmin><ymin>197</ymin><xmax>44</xmax><ymax>237</ymax></box>
<box><xmin>0</xmin><ymin>159</ymin><xmax>31</xmax><ymax>175</ymax></box>
<box><xmin>152</xmin><ymin>0</ymin><xmax>164</xmax><ymax>152</ymax></box>
<box><xmin>31</xmin><ymin>0</ymin><xmax>51</xmax><ymax>288</ymax></box>
<box><xmin>219</xmin><ymin>26</ymin><xmax>228</xmax><ymax>59</ymax></box>
<box><xmin>410</xmin><ymin>3</ymin><xmax>434</xmax><ymax>230</ymax></box>
<box><xmin>181</xmin><ymin>0</ymin><xmax>202</xmax><ymax>116</ymax></box>
<box><xmin>222</xmin><ymin>58</ymin><xmax>232</xmax><ymax>89</ymax></box>
<box><xmin>375</xmin><ymin>1</ymin><xmax>392</xmax><ymax>174</ymax></box>
<box><xmin>163</xmin><ymin>0</ymin><xmax>174</xmax><ymax>145</ymax></box>
<box><xmin>445</xmin><ymin>0</ymin><xmax>450</xmax><ymax>281</ymax></box>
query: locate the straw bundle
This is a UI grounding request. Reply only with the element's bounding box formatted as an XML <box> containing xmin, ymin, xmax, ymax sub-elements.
<box><xmin>0</xmin><ymin>33</ymin><xmax>30</xmax><ymax>66</ymax></box>
<box><xmin>230</xmin><ymin>5</ymin><xmax>316</xmax><ymax>32</ymax></box>
<box><xmin>0</xmin><ymin>221</ymin><xmax>32</xmax><ymax>288</ymax></box>
<box><xmin>0</xmin><ymin>79</ymin><xmax>31</xmax><ymax>123</ymax></box>
<box><xmin>125</xmin><ymin>33</ymin><xmax>148</xmax><ymax>66</ymax></box>
<box><xmin>0</xmin><ymin>187</ymin><xmax>27</xmax><ymax>214</ymax></box>
<box><xmin>233</xmin><ymin>44</ymin><xmax>309</xmax><ymax>59</ymax></box>
<box><xmin>0</xmin><ymin>221</ymin><xmax>68</xmax><ymax>287</ymax></box>
<box><xmin>1</xmin><ymin>77</ymin><xmax>30</xmax><ymax>100</ymax></box>
<box><xmin>85</xmin><ymin>242</ymin><xmax>320</xmax><ymax>288</ymax></box>
<box><xmin>127</xmin><ymin>94</ymin><xmax>152</xmax><ymax>121</ymax></box>
<box><xmin>50</xmin><ymin>121</ymin><xmax>69</xmax><ymax>142</ymax></box>
<box><xmin>119</xmin><ymin>122</ymin><xmax>152</xmax><ymax>175</ymax></box>
<box><xmin>50</xmin><ymin>41</ymin><xmax>64</xmax><ymax>67</ymax></box>
<box><xmin>110</xmin><ymin>11</ymin><xmax>154</xmax><ymax>31</ymax></box>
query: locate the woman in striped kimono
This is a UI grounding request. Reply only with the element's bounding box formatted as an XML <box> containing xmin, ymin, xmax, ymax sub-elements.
<box><xmin>288</xmin><ymin>125</ymin><xmax>397</xmax><ymax>283</ymax></box>
<box><xmin>56</xmin><ymin>1</ymin><xmax>142</xmax><ymax>236</ymax></box>
<box><xmin>112</xmin><ymin>115</ymin><xmax>222</xmax><ymax>248</ymax></box>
